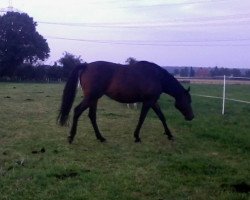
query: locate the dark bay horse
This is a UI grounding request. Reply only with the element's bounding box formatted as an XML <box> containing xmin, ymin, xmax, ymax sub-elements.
<box><xmin>58</xmin><ymin>61</ymin><xmax>194</xmax><ymax>143</ymax></box>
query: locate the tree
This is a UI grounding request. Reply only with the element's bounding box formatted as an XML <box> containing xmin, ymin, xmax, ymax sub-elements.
<box><xmin>231</xmin><ymin>68</ymin><xmax>241</xmax><ymax>77</ymax></box>
<box><xmin>0</xmin><ymin>12</ymin><xmax>50</xmax><ymax>77</ymax></box>
<box><xmin>125</xmin><ymin>57</ymin><xmax>137</xmax><ymax>65</ymax></box>
<box><xmin>210</xmin><ymin>66</ymin><xmax>220</xmax><ymax>77</ymax></box>
<box><xmin>180</xmin><ymin>67</ymin><xmax>189</xmax><ymax>77</ymax></box>
<box><xmin>190</xmin><ymin>67</ymin><xmax>195</xmax><ymax>77</ymax></box>
<box><xmin>15</xmin><ymin>63</ymin><xmax>35</xmax><ymax>80</ymax></box>
<box><xmin>46</xmin><ymin>62</ymin><xmax>63</xmax><ymax>81</ymax></box>
<box><xmin>173</xmin><ymin>68</ymin><xmax>180</xmax><ymax>76</ymax></box>
<box><xmin>245</xmin><ymin>70</ymin><xmax>250</xmax><ymax>78</ymax></box>
<box><xmin>58</xmin><ymin>52</ymin><xmax>83</xmax><ymax>79</ymax></box>
<box><xmin>33</xmin><ymin>65</ymin><xmax>47</xmax><ymax>81</ymax></box>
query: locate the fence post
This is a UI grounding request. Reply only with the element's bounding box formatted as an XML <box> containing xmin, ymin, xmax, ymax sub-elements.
<box><xmin>222</xmin><ymin>75</ymin><xmax>226</xmax><ymax>115</ymax></box>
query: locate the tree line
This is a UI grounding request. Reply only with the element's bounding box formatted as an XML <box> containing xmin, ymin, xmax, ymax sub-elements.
<box><xmin>0</xmin><ymin>52</ymin><xmax>82</xmax><ymax>82</ymax></box>
<box><xmin>173</xmin><ymin>67</ymin><xmax>250</xmax><ymax>78</ymax></box>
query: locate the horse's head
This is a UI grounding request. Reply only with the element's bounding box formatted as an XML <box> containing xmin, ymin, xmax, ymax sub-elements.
<box><xmin>175</xmin><ymin>87</ymin><xmax>194</xmax><ymax>121</ymax></box>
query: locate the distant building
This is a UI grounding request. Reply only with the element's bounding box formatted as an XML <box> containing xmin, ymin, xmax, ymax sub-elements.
<box><xmin>195</xmin><ymin>67</ymin><xmax>211</xmax><ymax>78</ymax></box>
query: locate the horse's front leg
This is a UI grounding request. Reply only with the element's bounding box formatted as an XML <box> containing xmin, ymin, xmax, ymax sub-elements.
<box><xmin>151</xmin><ymin>103</ymin><xmax>173</xmax><ymax>140</ymax></box>
<box><xmin>88</xmin><ymin>100</ymin><xmax>106</xmax><ymax>142</ymax></box>
<box><xmin>68</xmin><ymin>99</ymin><xmax>89</xmax><ymax>144</ymax></box>
<box><xmin>134</xmin><ymin>101</ymin><xmax>152</xmax><ymax>143</ymax></box>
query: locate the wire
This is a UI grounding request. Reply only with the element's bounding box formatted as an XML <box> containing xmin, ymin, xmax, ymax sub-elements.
<box><xmin>87</xmin><ymin>0</ymin><xmax>236</xmax><ymax>7</ymax></box>
<box><xmin>120</xmin><ymin>0</ymin><xmax>235</xmax><ymax>8</ymax></box>
<box><xmin>37</xmin><ymin>13</ymin><xmax>250</xmax><ymax>29</ymax></box>
<box><xmin>37</xmin><ymin>21</ymin><xmax>246</xmax><ymax>28</ymax></box>
<box><xmin>46</xmin><ymin>36</ymin><xmax>250</xmax><ymax>47</ymax></box>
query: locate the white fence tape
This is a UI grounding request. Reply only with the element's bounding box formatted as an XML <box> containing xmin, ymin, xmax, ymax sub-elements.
<box><xmin>192</xmin><ymin>94</ymin><xmax>250</xmax><ymax>104</ymax></box>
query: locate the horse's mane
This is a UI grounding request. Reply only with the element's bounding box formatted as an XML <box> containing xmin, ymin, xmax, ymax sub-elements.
<box><xmin>136</xmin><ymin>61</ymin><xmax>185</xmax><ymax>98</ymax></box>
<box><xmin>134</xmin><ymin>61</ymin><xmax>182</xmax><ymax>83</ymax></box>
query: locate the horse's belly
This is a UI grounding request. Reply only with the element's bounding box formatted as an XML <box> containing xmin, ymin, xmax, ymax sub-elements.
<box><xmin>105</xmin><ymin>84</ymin><xmax>160</xmax><ymax>103</ymax></box>
<box><xmin>105</xmin><ymin>71</ymin><xmax>162</xmax><ymax>103</ymax></box>
<box><xmin>105</xmin><ymin>90</ymin><xmax>142</xmax><ymax>103</ymax></box>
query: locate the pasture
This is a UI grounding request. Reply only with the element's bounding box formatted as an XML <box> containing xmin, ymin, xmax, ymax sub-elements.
<box><xmin>0</xmin><ymin>82</ymin><xmax>249</xmax><ymax>200</ymax></box>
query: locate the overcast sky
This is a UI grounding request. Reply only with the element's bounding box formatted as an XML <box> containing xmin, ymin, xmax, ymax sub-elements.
<box><xmin>1</xmin><ymin>0</ymin><xmax>250</xmax><ymax>68</ymax></box>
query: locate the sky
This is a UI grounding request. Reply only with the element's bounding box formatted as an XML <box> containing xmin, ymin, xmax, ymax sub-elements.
<box><xmin>1</xmin><ymin>0</ymin><xmax>250</xmax><ymax>68</ymax></box>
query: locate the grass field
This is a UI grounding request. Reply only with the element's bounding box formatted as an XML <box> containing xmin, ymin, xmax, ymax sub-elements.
<box><xmin>0</xmin><ymin>82</ymin><xmax>249</xmax><ymax>200</ymax></box>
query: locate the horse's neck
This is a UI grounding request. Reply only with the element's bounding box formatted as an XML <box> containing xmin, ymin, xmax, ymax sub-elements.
<box><xmin>163</xmin><ymin>74</ymin><xmax>184</xmax><ymax>99</ymax></box>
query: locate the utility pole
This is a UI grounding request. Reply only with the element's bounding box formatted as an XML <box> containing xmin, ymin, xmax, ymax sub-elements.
<box><xmin>0</xmin><ymin>0</ymin><xmax>20</xmax><ymax>14</ymax></box>
<box><xmin>7</xmin><ymin>0</ymin><xmax>14</xmax><ymax>12</ymax></box>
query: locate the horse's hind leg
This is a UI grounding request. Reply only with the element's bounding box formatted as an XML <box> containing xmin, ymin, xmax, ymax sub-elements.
<box><xmin>88</xmin><ymin>100</ymin><xmax>106</xmax><ymax>142</ymax></box>
<box><xmin>134</xmin><ymin>102</ymin><xmax>151</xmax><ymax>143</ymax></box>
<box><xmin>68</xmin><ymin>99</ymin><xmax>89</xmax><ymax>144</ymax></box>
<box><xmin>151</xmin><ymin>103</ymin><xmax>173</xmax><ymax>140</ymax></box>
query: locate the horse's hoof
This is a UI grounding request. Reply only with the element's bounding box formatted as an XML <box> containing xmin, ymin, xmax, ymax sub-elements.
<box><xmin>168</xmin><ymin>135</ymin><xmax>174</xmax><ymax>141</ymax></box>
<box><xmin>68</xmin><ymin>136</ymin><xmax>73</xmax><ymax>144</ymax></box>
<box><xmin>134</xmin><ymin>138</ymin><xmax>141</xmax><ymax>143</ymax></box>
<box><xmin>99</xmin><ymin>137</ymin><xmax>106</xmax><ymax>142</ymax></box>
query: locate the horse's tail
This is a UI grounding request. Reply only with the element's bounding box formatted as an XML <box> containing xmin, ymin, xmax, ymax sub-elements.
<box><xmin>58</xmin><ymin>63</ymin><xmax>87</xmax><ymax>126</ymax></box>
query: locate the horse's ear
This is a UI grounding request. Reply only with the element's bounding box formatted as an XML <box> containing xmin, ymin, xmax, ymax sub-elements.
<box><xmin>187</xmin><ymin>86</ymin><xmax>190</xmax><ymax>92</ymax></box>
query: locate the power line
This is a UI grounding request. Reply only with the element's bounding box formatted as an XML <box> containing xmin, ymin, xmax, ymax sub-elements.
<box><xmin>46</xmin><ymin>36</ymin><xmax>250</xmax><ymax>47</ymax></box>
<box><xmin>38</xmin><ymin>21</ymin><xmax>250</xmax><ymax>28</ymax></box>
<box><xmin>120</xmin><ymin>0</ymin><xmax>235</xmax><ymax>8</ymax></box>
<box><xmin>38</xmin><ymin>21</ymin><xmax>250</xmax><ymax>29</ymax></box>
<box><xmin>87</xmin><ymin>0</ymin><xmax>237</xmax><ymax>7</ymax></box>
<box><xmin>37</xmin><ymin>13</ymin><xmax>250</xmax><ymax>29</ymax></box>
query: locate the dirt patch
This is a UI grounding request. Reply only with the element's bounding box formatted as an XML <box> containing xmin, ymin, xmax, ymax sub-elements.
<box><xmin>221</xmin><ymin>182</ymin><xmax>250</xmax><ymax>193</ymax></box>
<box><xmin>31</xmin><ymin>147</ymin><xmax>46</xmax><ymax>154</ymax></box>
<box><xmin>231</xmin><ymin>182</ymin><xmax>250</xmax><ymax>193</ymax></box>
<box><xmin>53</xmin><ymin>170</ymin><xmax>79</xmax><ymax>180</ymax></box>
<box><xmin>51</xmin><ymin>169</ymin><xmax>91</xmax><ymax>180</ymax></box>
<box><xmin>25</xmin><ymin>98</ymin><xmax>34</xmax><ymax>101</ymax></box>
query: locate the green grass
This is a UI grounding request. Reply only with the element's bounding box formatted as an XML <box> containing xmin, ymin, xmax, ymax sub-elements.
<box><xmin>0</xmin><ymin>83</ymin><xmax>249</xmax><ymax>200</ymax></box>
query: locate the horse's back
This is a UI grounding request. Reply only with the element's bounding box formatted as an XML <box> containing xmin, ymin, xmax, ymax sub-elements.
<box><xmin>106</xmin><ymin>61</ymin><xmax>164</xmax><ymax>102</ymax></box>
<box><xmin>80</xmin><ymin>61</ymin><xmax>164</xmax><ymax>103</ymax></box>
